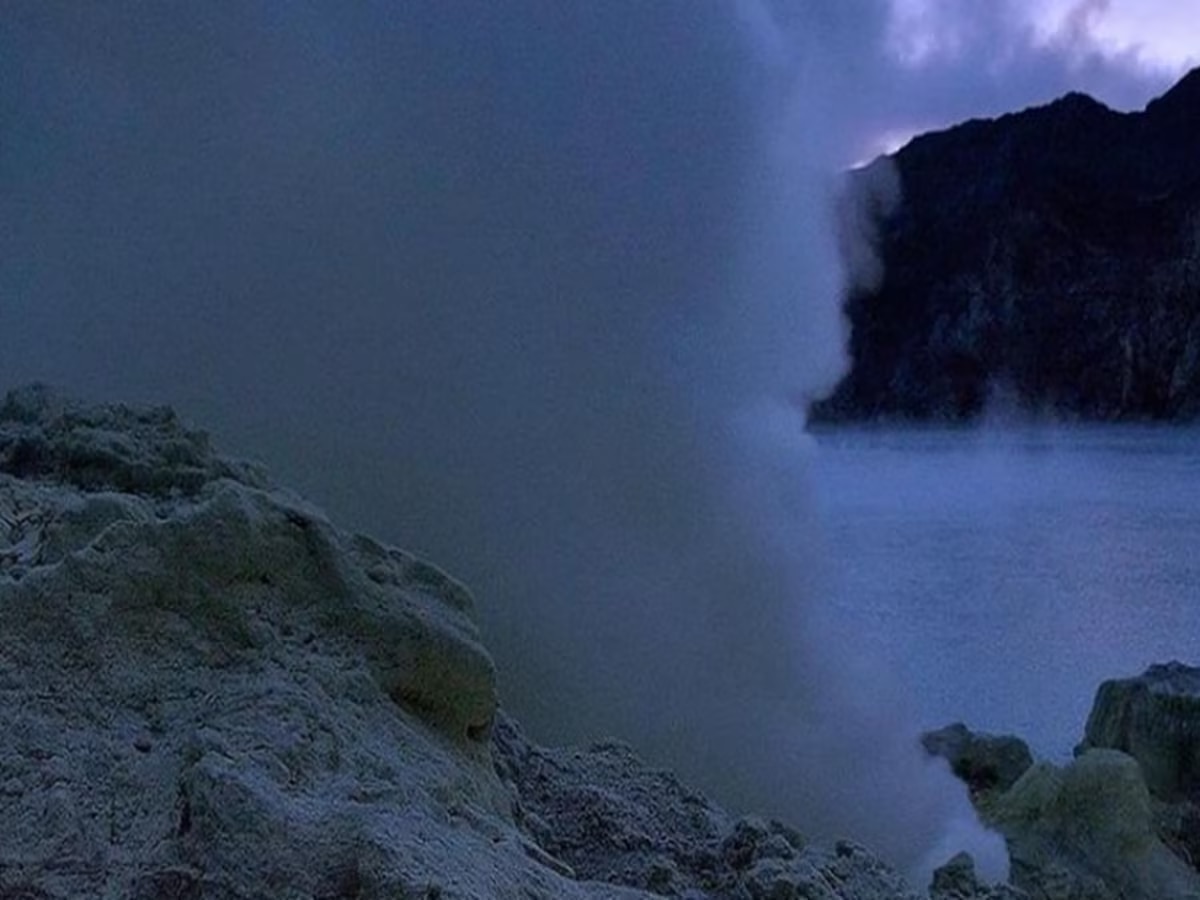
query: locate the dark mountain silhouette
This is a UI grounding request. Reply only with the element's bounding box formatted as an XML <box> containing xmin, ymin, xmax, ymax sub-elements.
<box><xmin>816</xmin><ymin>67</ymin><xmax>1200</xmax><ymax>421</ymax></box>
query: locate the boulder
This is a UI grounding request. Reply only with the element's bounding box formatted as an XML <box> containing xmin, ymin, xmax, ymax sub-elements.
<box><xmin>922</xmin><ymin>723</ymin><xmax>1034</xmax><ymax>795</ymax></box>
<box><xmin>1077</xmin><ymin>661</ymin><xmax>1200</xmax><ymax>802</ymax></box>
<box><xmin>931</xmin><ymin>852</ymin><xmax>980</xmax><ymax>898</ymax></box>
<box><xmin>930</xmin><ymin>852</ymin><xmax>1026</xmax><ymax>900</ymax></box>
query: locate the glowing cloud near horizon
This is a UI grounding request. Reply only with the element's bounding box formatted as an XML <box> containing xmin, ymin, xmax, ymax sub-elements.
<box><xmin>888</xmin><ymin>0</ymin><xmax>1198</xmax><ymax>74</ymax></box>
<box><xmin>1031</xmin><ymin>0</ymin><xmax>1200</xmax><ymax>70</ymax></box>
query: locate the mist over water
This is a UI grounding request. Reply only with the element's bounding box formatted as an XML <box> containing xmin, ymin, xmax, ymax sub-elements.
<box><xmin>1</xmin><ymin>2</ymin><xmax>1005</xmax><ymax>880</ymax></box>
<box><xmin>814</xmin><ymin>424</ymin><xmax>1200</xmax><ymax>761</ymax></box>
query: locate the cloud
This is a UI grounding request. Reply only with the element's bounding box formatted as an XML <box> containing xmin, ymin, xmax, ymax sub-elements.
<box><xmin>849</xmin><ymin>0</ymin><xmax>1185</xmax><ymax>159</ymax></box>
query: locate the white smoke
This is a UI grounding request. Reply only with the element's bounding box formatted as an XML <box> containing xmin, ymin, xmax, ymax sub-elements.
<box><xmin>0</xmin><ymin>1</ymin><xmax>1006</xmax><ymax>883</ymax></box>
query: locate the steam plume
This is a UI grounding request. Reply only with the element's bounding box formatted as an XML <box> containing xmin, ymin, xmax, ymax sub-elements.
<box><xmin>0</xmin><ymin>1</ymin><xmax>1006</xmax><ymax>881</ymax></box>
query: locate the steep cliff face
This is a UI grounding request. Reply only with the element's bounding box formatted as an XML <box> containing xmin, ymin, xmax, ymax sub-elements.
<box><xmin>816</xmin><ymin>68</ymin><xmax>1200</xmax><ymax>422</ymax></box>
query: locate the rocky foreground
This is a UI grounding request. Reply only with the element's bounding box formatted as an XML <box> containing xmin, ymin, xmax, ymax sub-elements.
<box><xmin>1</xmin><ymin>385</ymin><xmax>1197</xmax><ymax>899</ymax></box>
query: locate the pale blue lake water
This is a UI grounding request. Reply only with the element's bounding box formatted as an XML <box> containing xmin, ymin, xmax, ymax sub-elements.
<box><xmin>811</xmin><ymin>425</ymin><xmax>1200</xmax><ymax>761</ymax></box>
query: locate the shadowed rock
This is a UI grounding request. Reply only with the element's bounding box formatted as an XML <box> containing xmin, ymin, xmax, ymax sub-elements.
<box><xmin>922</xmin><ymin>723</ymin><xmax>1034</xmax><ymax>796</ymax></box>
<box><xmin>1078</xmin><ymin>661</ymin><xmax>1200</xmax><ymax>803</ymax></box>
<box><xmin>930</xmin><ymin>852</ymin><xmax>1026</xmax><ymax>899</ymax></box>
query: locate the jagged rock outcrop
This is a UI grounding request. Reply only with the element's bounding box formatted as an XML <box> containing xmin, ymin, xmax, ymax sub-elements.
<box><xmin>988</xmin><ymin>750</ymin><xmax>1200</xmax><ymax>900</ymax></box>
<box><xmin>922</xmin><ymin>724</ymin><xmax>1033</xmax><ymax>796</ymax></box>
<box><xmin>1077</xmin><ymin>661</ymin><xmax>1200</xmax><ymax>803</ymax></box>
<box><xmin>931</xmin><ymin>677</ymin><xmax>1200</xmax><ymax>900</ymax></box>
<box><xmin>815</xmin><ymin>67</ymin><xmax>1200</xmax><ymax>422</ymax></box>
<box><xmin>4</xmin><ymin>385</ymin><xmax>1005</xmax><ymax>900</ymax></box>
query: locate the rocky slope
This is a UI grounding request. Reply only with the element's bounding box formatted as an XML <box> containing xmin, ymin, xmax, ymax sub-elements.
<box><xmin>815</xmin><ymin>67</ymin><xmax>1200</xmax><ymax>422</ymax></box>
<box><xmin>0</xmin><ymin>385</ymin><xmax>1014</xmax><ymax>900</ymax></box>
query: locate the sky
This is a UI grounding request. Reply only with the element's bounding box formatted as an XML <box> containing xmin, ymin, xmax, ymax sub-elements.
<box><xmin>890</xmin><ymin>0</ymin><xmax>1198</xmax><ymax>72</ymax></box>
<box><xmin>1021</xmin><ymin>0</ymin><xmax>1199</xmax><ymax>70</ymax></box>
<box><xmin>858</xmin><ymin>0</ymin><xmax>1199</xmax><ymax>155</ymax></box>
<box><xmin>0</xmin><ymin>0</ymin><xmax>1196</xmax><ymax>882</ymax></box>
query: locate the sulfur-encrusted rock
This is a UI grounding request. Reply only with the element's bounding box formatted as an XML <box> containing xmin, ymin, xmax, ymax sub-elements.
<box><xmin>1077</xmin><ymin>661</ymin><xmax>1200</xmax><ymax>803</ymax></box>
<box><xmin>987</xmin><ymin>750</ymin><xmax>1200</xmax><ymax>900</ymax></box>
<box><xmin>0</xmin><ymin>388</ymin><xmax>548</xmax><ymax>898</ymax></box>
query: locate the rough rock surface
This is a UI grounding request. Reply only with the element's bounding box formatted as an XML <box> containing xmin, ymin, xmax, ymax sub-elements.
<box><xmin>1078</xmin><ymin>661</ymin><xmax>1200</xmax><ymax>803</ymax></box>
<box><xmin>814</xmin><ymin>66</ymin><xmax>1200</xmax><ymax>422</ymax></box>
<box><xmin>922</xmin><ymin>724</ymin><xmax>1033</xmax><ymax>796</ymax></box>
<box><xmin>1154</xmin><ymin>798</ymin><xmax>1200</xmax><ymax>873</ymax></box>
<box><xmin>2</xmin><ymin>386</ymin><xmax>991</xmax><ymax>900</ymax></box>
<box><xmin>493</xmin><ymin>713</ymin><xmax>937</xmax><ymax>899</ymax></box>
<box><xmin>0</xmin><ymin>385</ymin><xmax>570</xmax><ymax>899</ymax></box>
